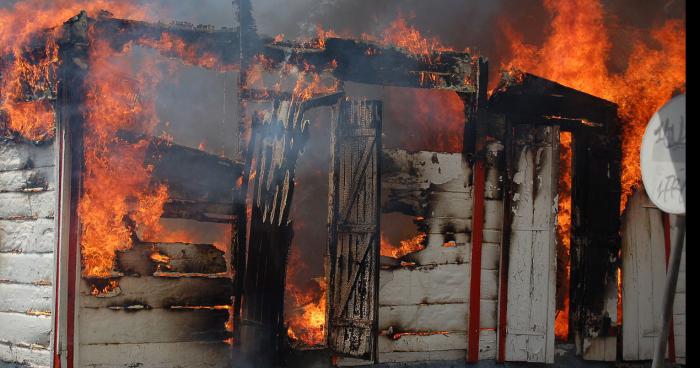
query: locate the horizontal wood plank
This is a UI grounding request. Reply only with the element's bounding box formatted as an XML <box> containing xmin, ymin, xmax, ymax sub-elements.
<box><xmin>379</xmin><ymin>263</ymin><xmax>469</xmax><ymax>306</ymax></box>
<box><xmin>379</xmin><ymin>303</ymin><xmax>468</xmax><ymax>332</ymax></box>
<box><xmin>79</xmin><ymin>276</ymin><xmax>232</xmax><ymax>309</ymax></box>
<box><xmin>79</xmin><ymin>308</ymin><xmax>230</xmax><ymax>344</ymax></box>
<box><xmin>79</xmin><ymin>341</ymin><xmax>231</xmax><ymax>368</ymax></box>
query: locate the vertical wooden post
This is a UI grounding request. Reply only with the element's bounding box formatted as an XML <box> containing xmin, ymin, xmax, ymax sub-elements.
<box><xmin>662</xmin><ymin>213</ymin><xmax>677</xmax><ymax>363</ymax></box>
<box><xmin>467</xmin><ymin>160</ymin><xmax>485</xmax><ymax>363</ymax></box>
<box><xmin>53</xmin><ymin>11</ymin><xmax>89</xmax><ymax>368</ymax></box>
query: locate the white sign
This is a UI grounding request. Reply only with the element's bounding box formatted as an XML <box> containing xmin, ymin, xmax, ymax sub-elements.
<box><xmin>640</xmin><ymin>94</ymin><xmax>685</xmax><ymax>214</ymax></box>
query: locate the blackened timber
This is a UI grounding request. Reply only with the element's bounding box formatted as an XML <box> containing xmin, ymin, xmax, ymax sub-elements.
<box><xmin>324</xmin><ymin>39</ymin><xmax>478</xmax><ymax>92</ymax></box>
<box><xmin>112</xmin><ymin>131</ymin><xmax>243</xmax><ymax>221</ymax></box>
<box><xmin>570</xmin><ymin>127</ymin><xmax>622</xmax><ymax>354</ymax></box>
<box><xmin>239</xmin><ymin>99</ymin><xmax>310</xmax><ymax>367</ymax></box>
<box><xmin>92</xmin><ymin>14</ymin><xmax>240</xmax><ymax>70</ymax></box>
<box><xmin>327</xmin><ymin>99</ymin><xmax>381</xmax><ymax>361</ymax></box>
<box><xmin>488</xmin><ymin>71</ymin><xmax>618</xmax><ymax>128</ymax></box>
<box><xmin>91</xmin><ymin>16</ymin><xmax>480</xmax><ymax>92</ymax></box>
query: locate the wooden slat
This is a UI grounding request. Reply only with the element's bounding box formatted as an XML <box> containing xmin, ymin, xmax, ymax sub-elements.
<box><xmin>379</xmin><ymin>304</ymin><xmax>468</xmax><ymax>332</ymax></box>
<box><xmin>467</xmin><ymin>160</ymin><xmax>485</xmax><ymax>362</ymax></box>
<box><xmin>378</xmin><ymin>332</ymin><xmax>466</xmax><ymax>353</ymax></box>
<box><xmin>79</xmin><ymin>276</ymin><xmax>232</xmax><ymax>309</ymax></box>
<box><xmin>378</xmin><ymin>349</ymin><xmax>465</xmax><ymax>363</ymax></box>
<box><xmin>328</xmin><ymin>99</ymin><xmax>381</xmax><ymax>360</ymax></box>
<box><xmin>117</xmin><ymin>242</ymin><xmax>226</xmax><ymax>276</ymax></box>
<box><xmin>622</xmin><ymin>190</ymin><xmax>667</xmax><ymax>360</ymax></box>
<box><xmin>379</xmin><ymin>264</ymin><xmax>469</xmax><ymax>306</ymax></box>
<box><xmin>78</xmin><ymin>308</ymin><xmax>229</xmax><ymax>344</ymax></box>
<box><xmin>79</xmin><ymin>341</ymin><xmax>231</xmax><ymax>368</ymax></box>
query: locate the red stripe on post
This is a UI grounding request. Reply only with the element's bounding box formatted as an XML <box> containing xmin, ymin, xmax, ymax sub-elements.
<box><xmin>662</xmin><ymin>213</ymin><xmax>677</xmax><ymax>363</ymax></box>
<box><xmin>467</xmin><ymin>160</ymin><xmax>485</xmax><ymax>363</ymax></box>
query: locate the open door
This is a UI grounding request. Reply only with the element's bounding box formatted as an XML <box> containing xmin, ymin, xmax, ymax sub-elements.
<box><xmin>327</xmin><ymin>99</ymin><xmax>382</xmax><ymax>360</ymax></box>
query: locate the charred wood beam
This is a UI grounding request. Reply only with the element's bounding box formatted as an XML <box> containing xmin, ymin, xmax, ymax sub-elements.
<box><xmin>146</xmin><ymin>137</ymin><xmax>243</xmax><ymax>204</ymax></box>
<box><xmin>488</xmin><ymin>71</ymin><xmax>618</xmax><ymax>131</ymax></box>
<box><xmin>116</xmin><ymin>131</ymin><xmax>244</xmax><ymax>219</ymax></box>
<box><xmin>90</xmin><ymin>16</ymin><xmax>479</xmax><ymax>92</ymax></box>
<box><xmin>92</xmin><ymin>13</ymin><xmax>240</xmax><ymax>69</ymax></box>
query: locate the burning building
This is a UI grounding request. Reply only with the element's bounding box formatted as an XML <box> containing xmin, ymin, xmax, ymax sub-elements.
<box><xmin>0</xmin><ymin>1</ymin><xmax>685</xmax><ymax>367</ymax></box>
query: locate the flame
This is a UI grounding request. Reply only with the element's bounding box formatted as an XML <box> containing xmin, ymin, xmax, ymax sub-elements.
<box><xmin>285</xmin><ymin>244</ymin><xmax>327</xmax><ymax>347</ymax></box>
<box><xmin>0</xmin><ymin>1</ymin><xmax>152</xmax><ymax>141</ymax></box>
<box><xmin>501</xmin><ymin>0</ymin><xmax>686</xmax><ymax>212</ymax></box>
<box><xmin>380</xmin><ymin>17</ymin><xmax>454</xmax><ymax>58</ymax></box>
<box><xmin>137</xmin><ymin>32</ymin><xmax>236</xmax><ymax>72</ymax></box>
<box><xmin>380</xmin><ymin>232</ymin><xmax>426</xmax><ymax>259</ymax></box>
<box><xmin>78</xmin><ymin>34</ymin><xmax>170</xmax><ymax>278</ymax></box>
<box><xmin>555</xmin><ymin>131</ymin><xmax>572</xmax><ymax>340</ymax></box>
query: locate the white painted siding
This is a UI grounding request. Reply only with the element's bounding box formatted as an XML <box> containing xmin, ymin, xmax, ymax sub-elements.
<box><xmin>0</xmin><ymin>140</ymin><xmax>55</xmax><ymax>368</ymax></box>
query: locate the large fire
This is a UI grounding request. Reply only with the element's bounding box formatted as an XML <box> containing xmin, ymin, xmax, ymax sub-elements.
<box><xmin>0</xmin><ymin>0</ymin><xmax>149</xmax><ymax>140</ymax></box>
<box><xmin>78</xmin><ymin>37</ymin><xmax>169</xmax><ymax>278</ymax></box>
<box><xmin>501</xmin><ymin>0</ymin><xmax>686</xmax><ymax>212</ymax></box>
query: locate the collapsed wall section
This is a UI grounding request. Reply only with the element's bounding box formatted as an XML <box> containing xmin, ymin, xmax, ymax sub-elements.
<box><xmin>0</xmin><ymin>139</ymin><xmax>55</xmax><ymax>367</ymax></box>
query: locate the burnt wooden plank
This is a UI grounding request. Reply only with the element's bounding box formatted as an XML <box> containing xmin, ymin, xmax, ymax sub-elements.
<box><xmin>328</xmin><ymin>99</ymin><xmax>381</xmax><ymax>360</ymax></box>
<box><xmin>569</xmin><ymin>123</ymin><xmax>621</xmax><ymax>359</ymax></box>
<box><xmin>489</xmin><ymin>71</ymin><xmax>618</xmax><ymax>128</ymax></box>
<box><xmin>238</xmin><ymin>98</ymin><xmax>310</xmax><ymax>366</ymax></box>
<box><xmin>79</xmin><ymin>276</ymin><xmax>232</xmax><ymax>309</ymax></box>
<box><xmin>117</xmin><ymin>242</ymin><xmax>227</xmax><ymax>276</ymax></box>
<box><xmin>79</xmin><ymin>308</ymin><xmax>230</xmax><ymax>344</ymax></box>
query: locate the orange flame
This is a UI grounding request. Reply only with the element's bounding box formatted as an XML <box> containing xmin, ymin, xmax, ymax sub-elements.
<box><xmin>0</xmin><ymin>1</ymin><xmax>151</xmax><ymax>141</ymax></box>
<box><xmin>380</xmin><ymin>232</ymin><xmax>426</xmax><ymax>259</ymax></box>
<box><xmin>555</xmin><ymin>132</ymin><xmax>572</xmax><ymax>340</ymax></box>
<box><xmin>78</xmin><ymin>37</ymin><xmax>168</xmax><ymax>278</ymax></box>
<box><xmin>501</xmin><ymin>0</ymin><xmax>686</xmax><ymax>212</ymax></box>
<box><xmin>285</xmin><ymin>247</ymin><xmax>327</xmax><ymax>347</ymax></box>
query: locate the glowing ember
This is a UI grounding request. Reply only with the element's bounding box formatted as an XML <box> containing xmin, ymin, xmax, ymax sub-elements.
<box><xmin>501</xmin><ymin>0</ymin><xmax>686</xmax><ymax>213</ymax></box>
<box><xmin>381</xmin><ymin>232</ymin><xmax>426</xmax><ymax>259</ymax></box>
<box><xmin>555</xmin><ymin>131</ymin><xmax>572</xmax><ymax>341</ymax></box>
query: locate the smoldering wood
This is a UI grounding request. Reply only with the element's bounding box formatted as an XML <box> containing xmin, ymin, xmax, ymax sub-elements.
<box><xmin>327</xmin><ymin>99</ymin><xmax>381</xmax><ymax>361</ymax></box>
<box><xmin>569</xmin><ymin>125</ymin><xmax>621</xmax><ymax>358</ymax></box>
<box><xmin>94</xmin><ymin>15</ymin><xmax>482</xmax><ymax>93</ymax></box>
<box><xmin>79</xmin><ymin>276</ymin><xmax>232</xmax><ymax>309</ymax></box>
<box><xmin>488</xmin><ymin>71</ymin><xmax>618</xmax><ymax>129</ymax></box>
<box><xmin>117</xmin><ymin>242</ymin><xmax>227</xmax><ymax>276</ymax></box>
<box><xmin>238</xmin><ymin>98</ymin><xmax>311</xmax><ymax>366</ymax></box>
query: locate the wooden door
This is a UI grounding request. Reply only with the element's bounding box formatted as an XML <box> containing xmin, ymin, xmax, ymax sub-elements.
<box><xmin>503</xmin><ymin>124</ymin><xmax>558</xmax><ymax>363</ymax></box>
<box><xmin>327</xmin><ymin>99</ymin><xmax>381</xmax><ymax>360</ymax></box>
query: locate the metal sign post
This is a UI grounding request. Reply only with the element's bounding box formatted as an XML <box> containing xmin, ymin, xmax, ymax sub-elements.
<box><xmin>640</xmin><ymin>94</ymin><xmax>685</xmax><ymax>368</ymax></box>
